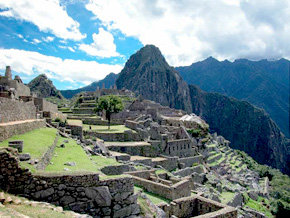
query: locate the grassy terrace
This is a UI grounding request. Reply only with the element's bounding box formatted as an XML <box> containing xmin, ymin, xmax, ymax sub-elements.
<box><xmin>243</xmin><ymin>193</ymin><xmax>273</xmax><ymax>217</ymax></box>
<box><xmin>46</xmin><ymin>137</ymin><xmax>119</xmax><ymax>173</ymax></box>
<box><xmin>83</xmin><ymin>124</ymin><xmax>133</xmax><ymax>133</ymax></box>
<box><xmin>220</xmin><ymin>191</ymin><xmax>235</xmax><ymax>204</ymax></box>
<box><xmin>0</xmin><ymin>128</ymin><xmax>58</xmax><ymax>172</ymax></box>
<box><xmin>134</xmin><ymin>186</ymin><xmax>171</xmax><ymax>205</ymax></box>
<box><xmin>67</xmin><ymin>119</ymin><xmax>82</xmax><ymax>126</ymax></box>
<box><xmin>0</xmin><ymin>128</ymin><xmax>57</xmax><ymax>159</ymax></box>
<box><xmin>208</xmin><ymin>154</ymin><xmax>225</xmax><ymax>167</ymax></box>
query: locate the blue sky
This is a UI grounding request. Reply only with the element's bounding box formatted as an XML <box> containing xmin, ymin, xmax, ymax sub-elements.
<box><xmin>0</xmin><ymin>0</ymin><xmax>289</xmax><ymax>90</ymax></box>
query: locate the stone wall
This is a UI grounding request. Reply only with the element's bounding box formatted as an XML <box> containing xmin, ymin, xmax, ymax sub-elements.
<box><xmin>66</xmin><ymin>124</ymin><xmax>83</xmax><ymax>140</ymax></box>
<box><xmin>36</xmin><ymin>135</ymin><xmax>59</xmax><ymax>170</ymax></box>
<box><xmin>157</xmin><ymin>195</ymin><xmax>237</xmax><ymax>218</ymax></box>
<box><xmin>100</xmin><ymin>164</ymin><xmax>136</xmax><ymax>175</ymax></box>
<box><xmin>152</xmin><ymin>156</ymin><xmax>178</xmax><ymax>171</ymax></box>
<box><xmin>84</xmin><ymin>130</ymin><xmax>141</xmax><ymax>142</ymax></box>
<box><xmin>0</xmin><ymin>148</ymin><xmax>139</xmax><ymax>217</ymax></box>
<box><xmin>44</xmin><ymin>111</ymin><xmax>67</xmax><ymax>122</ymax></box>
<box><xmin>34</xmin><ymin>98</ymin><xmax>58</xmax><ymax>113</ymax></box>
<box><xmin>82</xmin><ymin>118</ymin><xmax>122</xmax><ymax>125</ymax></box>
<box><xmin>0</xmin><ymin>119</ymin><xmax>46</xmax><ymax>141</ymax></box>
<box><xmin>173</xmin><ymin>165</ymin><xmax>204</xmax><ymax>177</ymax></box>
<box><xmin>128</xmin><ymin>174</ymin><xmax>191</xmax><ymax>200</ymax></box>
<box><xmin>0</xmin><ymin>97</ymin><xmax>36</xmax><ymax>123</ymax></box>
<box><xmin>72</xmin><ymin>108</ymin><xmax>95</xmax><ymax>115</ymax></box>
<box><xmin>0</xmin><ymin>77</ymin><xmax>31</xmax><ymax>97</ymax></box>
<box><xmin>178</xmin><ymin>155</ymin><xmax>203</xmax><ymax>168</ymax></box>
<box><xmin>165</xmin><ymin>139</ymin><xmax>194</xmax><ymax>157</ymax></box>
<box><xmin>106</xmin><ymin>143</ymin><xmax>161</xmax><ymax>157</ymax></box>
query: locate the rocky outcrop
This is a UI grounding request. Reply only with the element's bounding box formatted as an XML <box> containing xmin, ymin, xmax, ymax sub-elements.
<box><xmin>28</xmin><ymin>74</ymin><xmax>63</xmax><ymax>99</ymax></box>
<box><xmin>116</xmin><ymin>45</ymin><xmax>192</xmax><ymax>113</ymax></box>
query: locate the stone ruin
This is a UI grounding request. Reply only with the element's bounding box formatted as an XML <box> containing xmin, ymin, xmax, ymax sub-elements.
<box><xmin>0</xmin><ymin>66</ymin><xmax>66</xmax><ymax>141</ymax></box>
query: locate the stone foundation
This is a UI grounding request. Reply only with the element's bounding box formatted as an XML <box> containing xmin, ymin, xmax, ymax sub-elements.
<box><xmin>126</xmin><ymin>170</ymin><xmax>191</xmax><ymax>200</ymax></box>
<box><xmin>157</xmin><ymin>194</ymin><xmax>237</xmax><ymax>218</ymax></box>
<box><xmin>0</xmin><ymin>148</ymin><xmax>139</xmax><ymax>217</ymax></box>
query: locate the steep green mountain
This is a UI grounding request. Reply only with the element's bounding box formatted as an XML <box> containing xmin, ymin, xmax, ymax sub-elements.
<box><xmin>189</xmin><ymin>84</ymin><xmax>290</xmax><ymax>175</ymax></box>
<box><xmin>116</xmin><ymin>45</ymin><xmax>290</xmax><ymax>175</ymax></box>
<box><xmin>116</xmin><ymin>45</ymin><xmax>192</xmax><ymax>112</ymax></box>
<box><xmin>60</xmin><ymin>73</ymin><xmax>118</xmax><ymax>98</ymax></box>
<box><xmin>28</xmin><ymin>74</ymin><xmax>63</xmax><ymax>99</ymax></box>
<box><xmin>176</xmin><ymin>58</ymin><xmax>290</xmax><ymax>137</ymax></box>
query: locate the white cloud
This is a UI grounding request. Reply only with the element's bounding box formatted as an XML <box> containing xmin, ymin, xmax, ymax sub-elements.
<box><xmin>0</xmin><ymin>0</ymin><xmax>85</xmax><ymax>41</ymax></box>
<box><xmin>79</xmin><ymin>28</ymin><xmax>120</xmax><ymax>58</ymax></box>
<box><xmin>32</xmin><ymin>39</ymin><xmax>41</xmax><ymax>44</ymax></box>
<box><xmin>0</xmin><ymin>48</ymin><xmax>123</xmax><ymax>86</ymax></box>
<box><xmin>42</xmin><ymin>36</ymin><xmax>55</xmax><ymax>42</ymax></box>
<box><xmin>86</xmin><ymin>0</ymin><xmax>290</xmax><ymax>66</ymax></box>
<box><xmin>68</xmin><ymin>47</ymin><xmax>75</xmax><ymax>52</ymax></box>
<box><xmin>17</xmin><ymin>34</ymin><xmax>23</xmax><ymax>39</ymax></box>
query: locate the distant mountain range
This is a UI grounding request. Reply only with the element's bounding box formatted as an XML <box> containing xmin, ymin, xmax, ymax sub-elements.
<box><xmin>176</xmin><ymin>57</ymin><xmax>290</xmax><ymax>137</ymax></box>
<box><xmin>28</xmin><ymin>74</ymin><xmax>63</xmax><ymax>99</ymax></box>
<box><xmin>116</xmin><ymin>45</ymin><xmax>289</xmax><ymax>175</ymax></box>
<box><xmin>60</xmin><ymin>73</ymin><xmax>118</xmax><ymax>98</ymax></box>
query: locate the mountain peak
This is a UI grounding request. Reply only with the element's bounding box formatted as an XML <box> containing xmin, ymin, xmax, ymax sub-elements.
<box><xmin>116</xmin><ymin>45</ymin><xmax>192</xmax><ymax>112</ymax></box>
<box><xmin>28</xmin><ymin>74</ymin><xmax>63</xmax><ymax>99</ymax></box>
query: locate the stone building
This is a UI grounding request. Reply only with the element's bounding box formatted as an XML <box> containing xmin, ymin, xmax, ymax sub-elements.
<box><xmin>0</xmin><ymin>66</ymin><xmax>31</xmax><ymax>99</ymax></box>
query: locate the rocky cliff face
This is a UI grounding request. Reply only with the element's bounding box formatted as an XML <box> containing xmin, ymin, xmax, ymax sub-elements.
<box><xmin>116</xmin><ymin>45</ymin><xmax>289</xmax><ymax>174</ymax></box>
<box><xmin>116</xmin><ymin>45</ymin><xmax>192</xmax><ymax>113</ymax></box>
<box><xmin>28</xmin><ymin>74</ymin><xmax>63</xmax><ymax>99</ymax></box>
<box><xmin>189</xmin><ymin>85</ymin><xmax>289</xmax><ymax>175</ymax></box>
<box><xmin>61</xmin><ymin>73</ymin><xmax>118</xmax><ymax>99</ymax></box>
<box><xmin>176</xmin><ymin>58</ymin><xmax>290</xmax><ymax>137</ymax></box>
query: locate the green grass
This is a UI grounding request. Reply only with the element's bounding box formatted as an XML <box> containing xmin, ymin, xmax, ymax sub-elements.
<box><xmin>83</xmin><ymin>124</ymin><xmax>133</xmax><ymax>133</ymax></box>
<box><xmin>243</xmin><ymin>193</ymin><xmax>273</xmax><ymax>217</ymax></box>
<box><xmin>58</xmin><ymin>107</ymin><xmax>71</xmax><ymax>112</ymax></box>
<box><xmin>0</xmin><ymin>128</ymin><xmax>57</xmax><ymax>160</ymax></box>
<box><xmin>4</xmin><ymin>204</ymin><xmax>72</xmax><ymax>218</ymax></box>
<box><xmin>208</xmin><ymin>154</ymin><xmax>225</xmax><ymax>167</ymax></box>
<box><xmin>45</xmin><ymin>137</ymin><xmax>99</xmax><ymax>172</ymax></box>
<box><xmin>207</xmin><ymin>153</ymin><xmax>221</xmax><ymax>162</ymax></box>
<box><xmin>66</xmin><ymin>119</ymin><xmax>82</xmax><ymax>126</ymax></box>
<box><xmin>138</xmin><ymin>197</ymin><xmax>157</xmax><ymax>217</ymax></box>
<box><xmin>0</xmin><ymin>190</ymin><xmax>75</xmax><ymax>218</ymax></box>
<box><xmin>220</xmin><ymin>191</ymin><xmax>235</xmax><ymax>204</ymax></box>
<box><xmin>45</xmin><ymin>137</ymin><xmax>120</xmax><ymax>173</ymax></box>
<box><xmin>207</xmin><ymin>144</ymin><xmax>216</xmax><ymax>148</ymax></box>
<box><xmin>90</xmin><ymin>155</ymin><xmax>120</xmax><ymax>169</ymax></box>
<box><xmin>155</xmin><ymin>169</ymin><xmax>167</xmax><ymax>175</ymax></box>
<box><xmin>134</xmin><ymin>186</ymin><xmax>171</xmax><ymax>204</ymax></box>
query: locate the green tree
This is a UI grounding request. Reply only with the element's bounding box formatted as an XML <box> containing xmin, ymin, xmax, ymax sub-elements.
<box><xmin>95</xmin><ymin>95</ymin><xmax>124</xmax><ymax>129</ymax></box>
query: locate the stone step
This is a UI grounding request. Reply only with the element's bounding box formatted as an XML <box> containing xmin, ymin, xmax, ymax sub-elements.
<box><xmin>207</xmin><ymin>153</ymin><xmax>222</xmax><ymax>164</ymax></box>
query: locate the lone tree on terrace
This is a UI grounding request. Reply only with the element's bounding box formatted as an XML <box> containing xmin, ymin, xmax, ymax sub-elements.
<box><xmin>95</xmin><ymin>95</ymin><xmax>124</xmax><ymax>130</ymax></box>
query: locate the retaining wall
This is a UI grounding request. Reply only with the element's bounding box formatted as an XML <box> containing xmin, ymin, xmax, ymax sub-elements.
<box><xmin>36</xmin><ymin>135</ymin><xmax>59</xmax><ymax>170</ymax></box>
<box><xmin>0</xmin><ymin>119</ymin><xmax>46</xmax><ymax>141</ymax></box>
<box><xmin>178</xmin><ymin>155</ymin><xmax>203</xmax><ymax>168</ymax></box>
<box><xmin>0</xmin><ymin>97</ymin><xmax>36</xmax><ymax>123</ymax></box>
<box><xmin>0</xmin><ymin>148</ymin><xmax>139</xmax><ymax>217</ymax></box>
<box><xmin>84</xmin><ymin>130</ymin><xmax>141</xmax><ymax>142</ymax></box>
<box><xmin>106</xmin><ymin>144</ymin><xmax>161</xmax><ymax>157</ymax></box>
